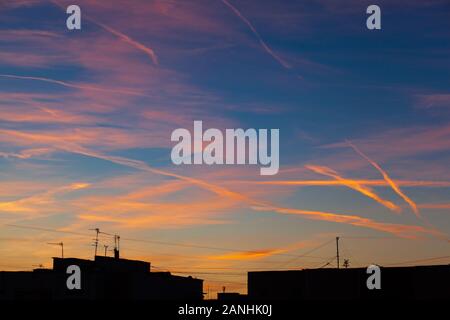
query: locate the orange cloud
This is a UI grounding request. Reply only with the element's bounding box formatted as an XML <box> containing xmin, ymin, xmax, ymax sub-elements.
<box><xmin>209</xmin><ymin>249</ymin><xmax>285</xmax><ymax>260</ymax></box>
<box><xmin>252</xmin><ymin>205</ymin><xmax>443</xmax><ymax>239</ymax></box>
<box><xmin>0</xmin><ymin>182</ymin><xmax>89</xmax><ymax>216</ymax></box>
<box><xmin>76</xmin><ymin>149</ymin><xmax>442</xmax><ymax>239</ymax></box>
<box><xmin>0</xmin><ymin>128</ymin><xmax>441</xmax><ymax>239</ymax></box>
<box><xmin>77</xmin><ymin>198</ymin><xmax>236</xmax><ymax>228</ymax></box>
<box><xmin>46</xmin><ymin>152</ymin><xmax>450</xmax><ymax>237</ymax></box>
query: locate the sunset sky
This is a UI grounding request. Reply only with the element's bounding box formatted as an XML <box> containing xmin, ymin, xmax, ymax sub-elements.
<box><xmin>0</xmin><ymin>0</ymin><xmax>449</xmax><ymax>296</ymax></box>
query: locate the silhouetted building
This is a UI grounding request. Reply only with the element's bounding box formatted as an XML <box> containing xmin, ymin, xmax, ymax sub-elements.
<box><xmin>217</xmin><ymin>292</ymin><xmax>247</xmax><ymax>301</ymax></box>
<box><xmin>0</xmin><ymin>256</ymin><xmax>203</xmax><ymax>300</ymax></box>
<box><xmin>248</xmin><ymin>265</ymin><xmax>450</xmax><ymax>300</ymax></box>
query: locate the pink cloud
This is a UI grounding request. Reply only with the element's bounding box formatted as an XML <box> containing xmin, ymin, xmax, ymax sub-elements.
<box><xmin>416</xmin><ymin>94</ymin><xmax>450</xmax><ymax>109</ymax></box>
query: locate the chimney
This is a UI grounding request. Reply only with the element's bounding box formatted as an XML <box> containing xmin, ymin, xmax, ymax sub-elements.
<box><xmin>113</xmin><ymin>234</ymin><xmax>120</xmax><ymax>259</ymax></box>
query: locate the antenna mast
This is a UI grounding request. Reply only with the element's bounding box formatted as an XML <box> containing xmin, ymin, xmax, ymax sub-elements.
<box><xmin>89</xmin><ymin>228</ymin><xmax>113</xmax><ymax>258</ymax></box>
<box><xmin>48</xmin><ymin>242</ymin><xmax>64</xmax><ymax>258</ymax></box>
<box><xmin>89</xmin><ymin>228</ymin><xmax>100</xmax><ymax>258</ymax></box>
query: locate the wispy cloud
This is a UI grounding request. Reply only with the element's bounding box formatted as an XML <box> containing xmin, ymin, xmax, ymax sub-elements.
<box><xmin>0</xmin><ymin>74</ymin><xmax>147</xmax><ymax>96</ymax></box>
<box><xmin>93</xmin><ymin>21</ymin><xmax>159</xmax><ymax>65</ymax></box>
<box><xmin>239</xmin><ymin>179</ymin><xmax>450</xmax><ymax>188</ymax></box>
<box><xmin>51</xmin><ymin>0</ymin><xmax>159</xmax><ymax>65</ymax></box>
<box><xmin>0</xmin><ymin>148</ymin><xmax>53</xmax><ymax>159</ymax></box>
<box><xmin>324</xmin><ymin>125</ymin><xmax>450</xmax><ymax>164</ymax></box>
<box><xmin>0</xmin><ymin>127</ymin><xmax>440</xmax><ymax>238</ymax></box>
<box><xmin>61</xmin><ymin>146</ymin><xmax>443</xmax><ymax>238</ymax></box>
<box><xmin>209</xmin><ymin>249</ymin><xmax>285</xmax><ymax>260</ymax></box>
<box><xmin>416</xmin><ymin>94</ymin><xmax>450</xmax><ymax>109</ymax></box>
<box><xmin>0</xmin><ymin>182</ymin><xmax>89</xmax><ymax>217</ymax></box>
<box><xmin>252</xmin><ymin>205</ymin><xmax>442</xmax><ymax>239</ymax></box>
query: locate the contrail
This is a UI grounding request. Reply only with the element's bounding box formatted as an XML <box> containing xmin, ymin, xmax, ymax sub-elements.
<box><xmin>234</xmin><ymin>179</ymin><xmax>450</xmax><ymax>188</ymax></box>
<box><xmin>59</xmin><ymin>145</ymin><xmax>250</xmax><ymax>204</ymax></box>
<box><xmin>0</xmin><ymin>129</ymin><xmax>441</xmax><ymax>238</ymax></box>
<box><xmin>64</xmin><ymin>147</ymin><xmax>441</xmax><ymax>238</ymax></box>
<box><xmin>221</xmin><ymin>0</ymin><xmax>291</xmax><ymax>69</ymax></box>
<box><xmin>94</xmin><ymin>22</ymin><xmax>159</xmax><ymax>65</ymax></box>
<box><xmin>305</xmin><ymin>164</ymin><xmax>401</xmax><ymax>213</ymax></box>
<box><xmin>51</xmin><ymin>0</ymin><xmax>158</xmax><ymax>65</ymax></box>
<box><xmin>0</xmin><ymin>74</ymin><xmax>146</xmax><ymax>96</ymax></box>
<box><xmin>347</xmin><ymin>141</ymin><xmax>420</xmax><ymax>218</ymax></box>
<box><xmin>419</xmin><ymin>203</ymin><xmax>450</xmax><ymax>210</ymax></box>
<box><xmin>251</xmin><ymin>205</ymin><xmax>443</xmax><ymax>239</ymax></box>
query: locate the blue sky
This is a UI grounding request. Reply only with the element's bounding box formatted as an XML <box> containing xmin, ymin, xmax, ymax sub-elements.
<box><xmin>0</xmin><ymin>0</ymin><xmax>449</xmax><ymax>294</ymax></box>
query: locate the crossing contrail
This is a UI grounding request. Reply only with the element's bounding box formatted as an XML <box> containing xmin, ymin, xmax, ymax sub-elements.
<box><xmin>347</xmin><ymin>141</ymin><xmax>420</xmax><ymax>218</ymax></box>
<box><xmin>305</xmin><ymin>164</ymin><xmax>402</xmax><ymax>213</ymax></box>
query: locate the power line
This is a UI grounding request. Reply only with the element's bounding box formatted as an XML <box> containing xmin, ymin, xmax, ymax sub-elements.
<box><xmin>124</xmin><ymin>246</ymin><xmax>328</xmax><ymax>262</ymax></box>
<box><xmin>340</xmin><ymin>238</ymin><xmax>361</xmax><ymax>267</ymax></box>
<box><xmin>3</xmin><ymin>223</ymin><xmax>326</xmax><ymax>260</ymax></box>
<box><xmin>317</xmin><ymin>256</ymin><xmax>336</xmax><ymax>269</ymax></box>
<box><xmin>384</xmin><ymin>255</ymin><xmax>450</xmax><ymax>266</ymax></box>
<box><xmin>0</xmin><ymin>264</ymin><xmax>33</xmax><ymax>270</ymax></box>
<box><xmin>121</xmin><ymin>236</ymin><xmax>303</xmax><ymax>258</ymax></box>
<box><xmin>196</xmin><ymin>279</ymin><xmax>246</xmax><ymax>286</ymax></box>
<box><xmin>169</xmin><ymin>271</ymin><xmax>246</xmax><ymax>276</ymax></box>
<box><xmin>4</xmin><ymin>224</ymin><xmax>449</xmax><ymax>279</ymax></box>
<box><xmin>3</xmin><ymin>223</ymin><xmax>341</xmax><ymax>272</ymax></box>
<box><xmin>340</xmin><ymin>236</ymin><xmax>401</xmax><ymax>240</ymax></box>
<box><xmin>275</xmin><ymin>238</ymin><xmax>335</xmax><ymax>268</ymax></box>
<box><xmin>149</xmin><ymin>265</ymin><xmax>326</xmax><ymax>271</ymax></box>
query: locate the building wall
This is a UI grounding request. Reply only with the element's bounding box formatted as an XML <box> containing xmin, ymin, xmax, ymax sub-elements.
<box><xmin>0</xmin><ymin>257</ymin><xmax>203</xmax><ymax>301</ymax></box>
<box><xmin>248</xmin><ymin>265</ymin><xmax>450</xmax><ymax>300</ymax></box>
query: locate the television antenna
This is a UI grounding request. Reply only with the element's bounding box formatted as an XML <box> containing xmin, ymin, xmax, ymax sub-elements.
<box><xmin>48</xmin><ymin>242</ymin><xmax>64</xmax><ymax>258</ymax></box>
<box><xmin>89</xmin><ymin>228</ymin><xmax>113</xmax><ymax>258</ymax></box>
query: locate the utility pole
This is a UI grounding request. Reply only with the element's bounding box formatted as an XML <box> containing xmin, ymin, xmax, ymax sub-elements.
<box><xmin>336</xmin><ymin>237</ymin><xmax>340</xmax><ymax>269</ymax></box>
<box><xmin>104</xmin><ymin>245</ymin><xmax>109</xmax><ymax>257</ymax></box>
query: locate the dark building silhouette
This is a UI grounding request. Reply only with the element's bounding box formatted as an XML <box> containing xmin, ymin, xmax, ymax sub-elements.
<box><xmin>217</xmin><ymin>292</ymin><xmax>246</xmax><ymax>301</ymax></box>
<box><xmin>248</xmin><ymin>265</ymin><xmax>450</xmax><ymax>300</ymax></box>
<box><xmin>0</xmin><ymin>256</ymin><xmax>203</xmax><ymax>300</ymax></box>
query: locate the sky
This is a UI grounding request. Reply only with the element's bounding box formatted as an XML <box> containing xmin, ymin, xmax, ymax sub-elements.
<box><xmin>0</xmin><ymin>0</ymin><xmax>449</xmax><ymax>296</ymax></box>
